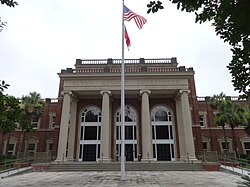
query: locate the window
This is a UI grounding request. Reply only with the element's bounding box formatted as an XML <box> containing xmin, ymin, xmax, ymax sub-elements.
<box><xmin>199</xmin><ymin>113</ymin><xmax>206</xmax><ymax>127</ymax></box>
<box><xmin>244</xmin><ymin>142</ymin><xmax>250</xmax><ymax>156</ymax></box>
<box><xmin>47</xmin><ymin>142</ymin><xmax>53</xmax><ymax>153</ymax></box>
<box><xmin>221</xmin><ymin>142</ymin><xmax>230</xmax><ymax>152</ymax></box>
<box><xmin>28</xmin><ymin>143</ymin><xmax>36</xmax><ymax>154</ymax></box>
<box><xmin>7</xmin><ymin>144</ymin><xmax>14</xmax><ymax>156</ymax></box>
<box><xmin>31</xmin><ymin>116</ymin><xmax>40</xmax><ymax>129</ymax></box>
<box><xmin>49</xmin><ymin>113</ymin><xmax>56</xmax><ymax>129</ymax></box>
<box><xmin>202</xmin><ymin>142</ymin><xmax>209</xmax><ymax>151</ymax></box>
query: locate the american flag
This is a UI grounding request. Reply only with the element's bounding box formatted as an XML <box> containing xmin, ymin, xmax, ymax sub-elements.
<box><xmin>124</xmin><ymin>25</ymin><xmax>131</xmax><ymax>48</ymax></box>
<box><xmin>123</xmin><ymin>5</ymin><xmax>147</xmax><ymax>29</ymax></box>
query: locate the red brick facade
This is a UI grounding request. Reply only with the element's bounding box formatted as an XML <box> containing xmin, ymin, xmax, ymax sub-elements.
<box><xmin>1</xmin><ymin>59</ymin><xmax>250</xmax><ymax>161</ymax></box>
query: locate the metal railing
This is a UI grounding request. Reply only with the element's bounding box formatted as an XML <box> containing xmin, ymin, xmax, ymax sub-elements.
<box><xmin>0</xmin><ymin>157</ymin><xmax>34</xmax><ymax>172</ymax></box>
<box><xmin>196</xmin><ymin>151</ymin><xmax>250</xmax><ymax>174</ymax></box>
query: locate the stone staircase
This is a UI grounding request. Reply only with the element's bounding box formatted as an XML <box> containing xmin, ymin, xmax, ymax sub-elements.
<box><xmin>46</xmin><ymin>161</ymin><xmax>205</xmax><ymax>172</ymax></box>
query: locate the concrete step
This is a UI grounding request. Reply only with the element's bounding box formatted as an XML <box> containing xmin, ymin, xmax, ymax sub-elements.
<box><xmin>47</xmin><ymin>162</ymin><xmax>204</xmax><ymax>172</ymax></box>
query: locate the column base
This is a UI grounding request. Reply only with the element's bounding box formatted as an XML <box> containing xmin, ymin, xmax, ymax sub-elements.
<box><xmin>180</xmin><ymin>156</ymin><xmax>197</xmax><ymax>162</ymax></box>
<box><xmin>66</xmin><ymin>157</ymin><xmax>75</xmax><ymax>162</ymax></box>
<box><xmin>98</xmin><ymin>158</ymin><xmax>112</xmax><ymax>163</ymax></box>
<box><xmin>141</xmin><ymin>158</ymin><xmax>154</xmax><ymax>163</ymax></box>
<box><xmin>55</xmin><ymin>157</ymin><xmax>67</xmax><ymax>162</ymax></box>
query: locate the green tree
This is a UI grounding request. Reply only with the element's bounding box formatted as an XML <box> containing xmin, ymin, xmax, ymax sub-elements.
<box><xmin>147</xmin><ymin>0</ymin><xmax>250</xmax><ymax>99</ymax></box>
<box><xmin>0</xmin><ymin>0</ymin><xmax>18</xmax><ymax>32</ymax></box>
<box><xmin>17</xmin><ymin>92</ymin><xmax>44</xmax><ymax>155</ymax></box>
<box><xmin>0</xmin><ymin>95</ymin><xmax>21</xmax><ymax>156</ymax></box>
<box><xmin>0</xmin><ymin>80</ymin><xmax>21</xmax><ymax>156</ymax></box>
<box><xmin>210</xmin><ymin>93</ymin><xmax>249</xmax><ymax>154</ymax></box>
<box><xmin>0</xmin><ymin>80</ymin><xmax>10</xmax><ymax>92</ymax></box>
<box><xmin>243</xmin><ymin>106</ymin><xmax>250</xmax><ymax>135</ymax></box>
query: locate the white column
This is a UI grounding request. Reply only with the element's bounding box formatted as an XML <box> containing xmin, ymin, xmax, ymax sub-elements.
<box><xmin>56</xmin><ymin>91</ymin><xmax>72</xmax><ymax>162</ymax></box>
<box><xmin>100</xmin><ymin>90</ymin><xmax>112</xmax><ymax>162</ymax></box>
<box><xmin>175</xmin><ymin>97</ymin><xmax>187</xmax><ymax>160</ymax></box>
<box><xmin>67</xmin><ymin>98</ymin><xmax>78</xmax><ymax>161</ymax></box>
<box><xmin>179</xmin><ymin>89</ymin><xmax>196</xmax><ymax>160</ymax></box>
<box><xmin>140</xmin><ymin>90</ymin><xmax>153</xmax><ymax>162</ymax></box>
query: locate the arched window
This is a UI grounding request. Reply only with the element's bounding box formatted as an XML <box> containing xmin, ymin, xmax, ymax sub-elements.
<box><xmin>79</xmin><ymin>106</ymin><xmax>101</xmax><ymax>161</ymax></box>
<box><xmin>151</xmin><ymin>105</ymin><xmax>175</xmax><ymax>161</ymax></box>
<box><xmin>81</xmin><ymin>106</ymin><xmax>101</xmax><ymax>122</ymax></box>
<box><xmin>152</xmin><ymin>106</ymin><xmax>172</xmax><ymax>122</ymax></box>
<box><xmin>115</xmin><ymin>105</ymin><xmax>138</xmax><ymax>161</ymax></box>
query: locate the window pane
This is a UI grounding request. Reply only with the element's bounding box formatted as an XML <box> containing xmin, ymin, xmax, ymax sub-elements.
<box><xmin>125</xmin><ymin>116</ymin><xmax>133</xmax><ymax>122</ymax></box>
<box><xmin>116</xmin><ymin>126</ymin><xmax>120</xmax><ymax>140</ymax></box>
<box><xmin>85</xmin><ymin>111</ymin><xmax>98</xmax><ymax>122</ymax></box>
<box><xmin>203</xmin><ymin>142</ymin><xmax>207</xmax><ymax>150</ymax></box>
<box><xmin>28</xmin><ymin>144</ymin><xmax>35</xmax><ymax>151</ymax></box>
<box><xmin>152</xmin><ymin>126</ymin><xmax>155</xmax><ymax>139</ymax></box>
<box><xmin>49</xmin><ymin>143</ymin><xmax>53</xmax><ymax>151</ymax></box>
<box><xmin>84</xmin><ymin>126</ymin><xmax>97</xmax><ymax>140</ymax></box>
<box><xmin>171</xmin><ymin>144</ymin><xmax>174</xmax><ymax>158</ymax></box>
<box><xmin>8</xmin><ymin>144</ymin><xmax>14</xmax><ymax>151</ymax></box>
<box><xmin>156</xmin><ymin>126</ymin><xmax>169</xmax><ymax>139</ymax></box>
<box><xmin>51</xmin><ymin>116</ymin><xmax>56</xmax><ymax>128</ymax></box>
<box><xmin>222</xmin><ymin>142</ymin><xmax>229</xmax><ymax>150</ymax></box>
<box><xmin>134</xmin><ymin>127</ymin><xmax>137</xmax><ymax>139</ymax></box>
<box><xmin>153</xmin><ymin>144</ymin><xmax>156</xmax><ymax>158</ymax></box>
<box><xmin>244</xmin><ymin>142</ymin><xmax>250</xmax><ymax>149</ymax></box>
<box><xmin>134</xmin><ymin>144</ymin><xmax>137</xmax><ymax>158</ymax></box>
<box><xmin>125</xmin><ymin>126</ymin><xmax>133</xmax><ymax>140</ymax></box>
<box><xmin>97</xmin><ymin>144</ymin><xmax>100</xmax><ymax>158</ymax></box>
<box><xmin>98</xmin><ymin>127</ymin><xmax>101</xmax><ymax>140</ymax></box>
<box><xmin>169</xmin><ymin>126</ymin><xmax>173</xmax><ymax>139</ymax></box>
<box><xmin>79</xmin><ymin>144</ymin><xmax>83</xmax><ymax>158</ymax></box>
<box><xmin>155</xmin><ymin>109</ymin><xmax>168</xmax><ymax>121</ymax></box>
<box><xmin>80</xmin><ymin>126</ymin><xmax>83</xmax><ymax>140</ymax></box>
<box><xmin>199</xmin><ymin>115</ymin><xmax>206</xmax><ymax>127</ymax></box>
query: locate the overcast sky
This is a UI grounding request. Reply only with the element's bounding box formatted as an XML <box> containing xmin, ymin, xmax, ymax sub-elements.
<box><xmin>0</xmin><ymin>0</ymin><xmax>239</xmax><ymax>99</ymax></box>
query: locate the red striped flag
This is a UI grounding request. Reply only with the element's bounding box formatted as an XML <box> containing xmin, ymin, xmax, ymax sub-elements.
<box><xmin>124</xmin><ymin>25</ymin><xmax>131</xmax><ymax>48</ymax></box>
<box><xmin>123</xmin><ymin>5</ymin><xmax>147</xmax><ymax>29</ymax></box>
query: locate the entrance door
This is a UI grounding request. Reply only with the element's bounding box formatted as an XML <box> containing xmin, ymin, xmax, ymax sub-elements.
<box><xmin>83</xmin><ymin>145</ymin><xmax>96</xmax><ymax>161</ymax></box>
<box><xmin>157</xmin><ymin>144</ymin><xmax>171</xmax><ymax>161</ymax></box>
<box><xmin>125</xmin><ymin>144</ymin><xmax>133</xmax><ymax>161</ymax></box>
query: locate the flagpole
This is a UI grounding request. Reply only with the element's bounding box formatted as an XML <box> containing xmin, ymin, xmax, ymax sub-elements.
<box><xmin>120</xmin><ymin>0</ymin><xmax>126</xmax><ymax>181</ymax></box>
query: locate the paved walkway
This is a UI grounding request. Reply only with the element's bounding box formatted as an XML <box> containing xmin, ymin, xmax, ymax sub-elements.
<box><xmin>0</xmin><ymin>171</ymin><xmax>249</xmax><ymax>187</ymax></box>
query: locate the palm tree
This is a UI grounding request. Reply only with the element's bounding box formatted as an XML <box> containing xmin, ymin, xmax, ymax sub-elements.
<box><xmin>17</xmin><ymin>92</ymin><xmax>44</xmax><ymax>156</ymax></box>
<box><xmin>243</xmin><ymin>106</ymin><xmax>250</xmax><ymax>135</ymax></box>
<box><xmin>210</xmin><ymin>93</ymin><xmax>229</xmax><ymax>153</ymax></box>
<box><xmin>211</xmin><ymin>93</ymin><xmax>249</xmax><ymax>155</ymax></box>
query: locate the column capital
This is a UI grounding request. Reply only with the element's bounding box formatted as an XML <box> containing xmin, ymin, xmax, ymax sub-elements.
<box><xmin>179</xmin><ymin>89</ymin><xmax>190</xmax><ymax>94</ymax></box>
<box><xmin>61</xmin><ymin>90</ymin><xmax>73</xmax><ymax>96</ymax></box>
<box><xmin>100</xmin><ymin>90</ymin><xmax>111</xmax><ymax>96</ymax></box>
<box><xmin>139</xmin><ymin>89</ymin><xmax>151</xmax><ymax>96</ymax></box>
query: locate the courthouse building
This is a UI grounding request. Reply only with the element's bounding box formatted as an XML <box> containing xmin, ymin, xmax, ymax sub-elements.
<box><xmin>1</xmin><ymin>58</ymin><xmax>250</xmax><ymax>162</ymax></box>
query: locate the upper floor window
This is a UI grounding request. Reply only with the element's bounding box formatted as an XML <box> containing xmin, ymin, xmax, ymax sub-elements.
<box><xmin>49</xmin><ymin>113</ymin><xmax>56</xmax><ymax>129</ymax></box>
<box><xmin>199</xmin><ymin>114</ymin><xmax>206</xmax><ymax>127</ymax></box>
<box><xmin>31</xmin><ymin>116</ymin><xmax>40</xmax><ymax>129</ymax></box>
